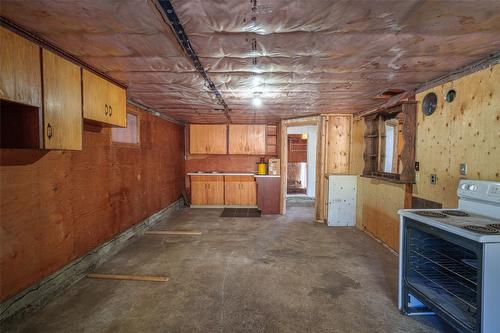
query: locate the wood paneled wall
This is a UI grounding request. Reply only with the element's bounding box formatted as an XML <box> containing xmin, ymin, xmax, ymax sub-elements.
<box><xmin>414</xmin><ymin>64</ymin><xmax>500</xmax><ymax>207</ymax></box>
<box><xmin>0</xmin><ymin>103</ymin><xmax>185</xmax><ymax>301</ymax></box>
<box><xmin>351</xmin><ymin>117</ymin><xmax>406</xmax><ymax>251</ymax></box>
<box><xmin>351</xmin><ymin>64</ymin><xmax>500</xmax><ymax>252</ymax></box>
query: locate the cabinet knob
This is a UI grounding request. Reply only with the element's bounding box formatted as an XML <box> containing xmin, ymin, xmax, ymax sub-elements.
<box><xmin>109</xmin><ymin>105</ymin><xmax>113</xmax><ymax>116</ymax></box>
<box><xmin>105</xmin><ymin>104</ymin><xmax>109</xmax><ymax>115</ymax></box>
<box><xmin>47</xmin><ymin>123</ymin><xmax>53</xmax><ymax>139</ymax></box>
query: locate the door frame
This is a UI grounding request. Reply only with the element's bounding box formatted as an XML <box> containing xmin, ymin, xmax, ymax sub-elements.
<box><xmin>280</xmin><ymin>116</ymin><xmax>322</xmax><ymax>220</ymax></box>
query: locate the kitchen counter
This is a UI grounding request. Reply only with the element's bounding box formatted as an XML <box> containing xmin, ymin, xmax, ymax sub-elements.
<box><xmin>188</xmin><ymin>172</ymin><xmax>280</xmax><ymax>177</ymax></box>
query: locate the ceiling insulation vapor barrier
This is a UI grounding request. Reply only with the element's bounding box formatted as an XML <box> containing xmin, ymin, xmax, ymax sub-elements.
<box><xmin>1</xmin><ymin>0</ymin><xmax>500</xmax><ymax>123</ymax></box>
<box><xmin>155</xmin><ymin>0</ymin><xmax>232</xmax><ymax>123</ymax></box>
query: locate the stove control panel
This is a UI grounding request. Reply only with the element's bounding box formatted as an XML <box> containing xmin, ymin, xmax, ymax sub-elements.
<box><xmin>458</xmin><ymin>180</ymin><xmax>500</xmax><ymax>203</ymax></box>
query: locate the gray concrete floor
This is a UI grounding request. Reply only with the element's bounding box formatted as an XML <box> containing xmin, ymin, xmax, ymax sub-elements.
<box><xmin>5</xmin><ymin>203</ymin><xmax>452</xmax><ymax>333</ymax></box>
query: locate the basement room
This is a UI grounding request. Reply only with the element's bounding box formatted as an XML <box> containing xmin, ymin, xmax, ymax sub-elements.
<box><xmin>1</xmin><ymin>1</ymin><xmax>500</xmax><ymax>332</ymax></box>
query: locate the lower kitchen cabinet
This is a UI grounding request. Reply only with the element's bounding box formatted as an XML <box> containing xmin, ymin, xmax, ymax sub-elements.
<box><xmin>256</xmin><ymin>176</ymin><xmax>281</xmax><ymax>214</ymax></box>
<box><xmin>224</xmin><ymin>176</ymin><xmax>256</xmax><ymax>206</ymax></box>
<box><xmin>190</xmin><ymin>175</ymin><xmax>224</xmax><ymax>205</ymax></box>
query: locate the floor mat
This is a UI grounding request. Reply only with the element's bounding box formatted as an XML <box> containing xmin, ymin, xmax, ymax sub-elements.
<box><xmin>220</xmin><ymin>208</ymin><xmax>261</xmax><ymax>218</ymax></box>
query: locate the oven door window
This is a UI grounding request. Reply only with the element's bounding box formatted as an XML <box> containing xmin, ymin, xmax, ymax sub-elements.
<box><xmin>405</xmin><ymin>223</ymin><xmax>481</xmax><ymax>331</ymax></box>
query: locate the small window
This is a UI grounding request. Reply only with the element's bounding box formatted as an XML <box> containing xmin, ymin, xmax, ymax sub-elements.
<box><xmin>112</xmin><ymin>112</ymin><xmax>139</xmax><ymax>145</ymax></box>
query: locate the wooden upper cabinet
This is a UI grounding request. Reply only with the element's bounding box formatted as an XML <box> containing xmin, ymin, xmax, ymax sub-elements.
<box><xmin>0</xmin><ymin>27</ymin><xmax>41</xmax><ymax>107</ymax></box>
<box><xmin>229</xmin><ymin>125</ymin><xmax>266</xmax><ymax>155</ymax></box>
<box><xmin>190</xmin><ymin>175</ymin><xmax>224</xmax><ymax>205</ymax></box>
<box><xmin>83</xmin><ymin>69</ymin><xmax>126</xmax><ymax>127</ymax></box>
<box><xmin>224</xmin><ymin>176</ymin><xmax>256</xmax><ymax>206</ymax></box>
<box><xmin>189</xmin><ymin>124</ymin><xmax>227</xmax><ymax>154</ymax></box>
<box><xmin>42</xmin><ymin>50</ymin><xmax>82</xmax><ymax>150</ymax></box>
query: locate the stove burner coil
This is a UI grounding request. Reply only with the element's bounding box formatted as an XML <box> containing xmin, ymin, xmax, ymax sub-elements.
<box><xmin>488</xmin><ymin>223</ymin><xmax>500</xmax><ymax>230</ymax></box>
<box><xmin>442</xmin><ymin>210</ymin><xmax>469</xmax><ymax>217</ymax></box>
<box><xmin>462</xmin><ymin>225</ymin><xmax>500</xmax><ymax>235</ymax></box>
<box><xmin>415</xmin><ymin>211</ymin><xmax>447</xmax><ymax>218</ymax></box>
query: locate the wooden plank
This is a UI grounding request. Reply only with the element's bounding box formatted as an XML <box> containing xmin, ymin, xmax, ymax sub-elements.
<box><xmin>326</xmin><ymin>115</ymin><xmax>352</xmax><ymax>173</ymax></box>
<box><xmin>87</xmin><ymin>273</ymin><xmax>169</xmax><ymax>282</ymax></box>
<box><xmin>145</xmin><ymin>230</ymin><xmax>202</xmax><ymax>235</ymax></box>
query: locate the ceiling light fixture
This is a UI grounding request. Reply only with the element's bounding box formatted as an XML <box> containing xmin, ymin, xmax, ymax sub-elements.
<box><xmin>252</xmin><ymin>97</ymin><xmax>262</xmax><ymax>107</ymax></box>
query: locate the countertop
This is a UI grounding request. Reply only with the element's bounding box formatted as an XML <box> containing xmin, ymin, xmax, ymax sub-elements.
<box><xmin>187</xmin><ymin>172</ymin><xmax>280</xmax><ymax>178</ymax></box>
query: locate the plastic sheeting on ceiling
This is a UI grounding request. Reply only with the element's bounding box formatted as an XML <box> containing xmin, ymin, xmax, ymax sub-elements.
<box><xmin>2</xmin><ymin>0</ymin><xmax>500</xmax><ymax>123</ymax></box>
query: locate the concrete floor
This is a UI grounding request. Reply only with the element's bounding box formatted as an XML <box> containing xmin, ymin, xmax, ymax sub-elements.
<box><xmin>5</xmin><ymin>203</ymin><xmax>452</xmax><ymax>333</ymax></box>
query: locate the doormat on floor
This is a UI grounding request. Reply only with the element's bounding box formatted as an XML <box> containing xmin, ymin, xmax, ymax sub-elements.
<box><xmin>220</xmin><ymin>208</ymin><xmax>261</xmax><ymax>217</ymax></box>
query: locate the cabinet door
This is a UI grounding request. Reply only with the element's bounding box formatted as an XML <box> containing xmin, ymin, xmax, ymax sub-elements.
<box><xmin>82</xmin><ymin>69</ymin><xmax>108</xmax><ymax>123</ymax></box>
<box><xmin>83</xmin><ymin>69</ymin><xmax>126</xmax><ymax>127</ymax></box>
<box><xmin>229</xmin><ymin>125</ymin><xmax>266</xmax><ymax>154</ymax></box>
<box><xmin>224</xmin><ymin>176</ymin><xmax>241</xmax><ymax>205</ymax></box>
<box><xmin>228</xmin><ymin>125</ymin><xmax>248</xmax><ymax>154</ymax></box>
<box><xmin>206</xmin><ymin>176</ymin><xmax>224</xmax><ymax>205</ymax></box>
<box><xmin>239</xmin><ymin>176</ymin><xmax>257</xmax><ymax>205</ymax></box>
<box><xmin>224</xmin><ymin>176</ymin><xmax>256</xmax><ymax>205</ymax></box>
<box><xmin>247</xmin><ymin>125</ymin><xmax>266</xmax><ymax>154</ymax></box>
<box><xmin>42</xmin><ymin>50</ymin><xmax>82</xmax><ymax>150</ymax></box>
<box><xmin>191</xmin><ymin>176</ymin><xmax>208</xmax><ymax>205</ymax></box>
<box><xmin>190</xmin><ymin>124</ymin><xmax>227</xmax><ymax>154</ymax></box>
<box><xmin>0</xmin><ymin>27</ymin><xmax>41</xmax><ymax>107</ymax></box>
<box><xmin>107</xmin><ymin>82</ymin><xmax>127</xmax><ymax>127</ymax></box>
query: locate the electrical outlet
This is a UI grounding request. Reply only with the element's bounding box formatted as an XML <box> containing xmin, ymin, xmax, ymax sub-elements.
<box><xmin>460</xmin><ymin>163</ymin><xmax>467</xmax><ymax>176</ymax></box>
<box><xmin>415</xmin><ymin>172</ymin><xmax>420</xmax><ymax>182</ymax></box>
<box><xmin>430</xmin><ymin>174</ymin><xmax>437</xmax><ymax>185</ymax></box>
<box><xmin>415</xmin><ymin>161</ymin><xmax>420</xmax><ymax>171</ymax></box>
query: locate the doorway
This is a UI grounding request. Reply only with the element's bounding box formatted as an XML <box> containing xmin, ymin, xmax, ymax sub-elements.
<box><xmin>286</xmin><ymin>125</ymin><xmax>317</xmax><ymax>200</ymax></box>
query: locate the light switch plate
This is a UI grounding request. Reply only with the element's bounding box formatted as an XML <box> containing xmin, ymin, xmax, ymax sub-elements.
<box><xmin>460</xmin><ymin>163</ymin><xmax>467</xmax><ymax>176</ymax></box>
<box><xmin>430</xmin><ymin>174</ymin><xmax>437</xmax><ymax>185</ymax></box>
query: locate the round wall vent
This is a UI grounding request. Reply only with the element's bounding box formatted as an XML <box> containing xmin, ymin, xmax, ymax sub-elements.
<box><xmin>445</xmin><ymin>89</ymin><xmax>456</xmax><ymax>103</ymax></box>
<box><xmin>422</xmin><ymin>92</ymin><xmax>438</xmax><ymax>116</ymax></box>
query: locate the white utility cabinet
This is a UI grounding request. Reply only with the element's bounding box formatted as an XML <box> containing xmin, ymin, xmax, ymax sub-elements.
<box><xmin>327</xmin><ymin>175</ymin><xmax>357</xmax><ymax>226</ymax></box>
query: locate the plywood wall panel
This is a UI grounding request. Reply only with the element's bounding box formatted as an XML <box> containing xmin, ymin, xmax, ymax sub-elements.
<box><xmin>356</xmin><ymin>177</ymin><xmax>406</xmax><ymax>252</ymax></box>
<box><xmin>414</xmin><ymin>64</ymin><xmax>500</xmax><ymax>207</ymax></box>
<box><xmin>0</xmin><ymin>103</ymin><xmax>185</xmax><ymax>301</ymax></box>
<box><xmin>350</xmin><ymin>118</ymin><xmax>365</xmax><ymax>175</ymax></box>
<box><xmin>326</xmin><ymin>115</ymin><xmax>352</xmax><ymax>173</ymax></box>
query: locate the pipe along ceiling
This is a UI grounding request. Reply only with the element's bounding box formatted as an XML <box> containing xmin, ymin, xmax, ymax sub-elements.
<box><xmin>1</xmin><ymin>0</ymin><xmax>500</xmax><ymax>123</ymax></box>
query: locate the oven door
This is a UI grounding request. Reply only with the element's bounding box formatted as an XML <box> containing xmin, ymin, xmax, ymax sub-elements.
<box><xmin>402</xmin><ymin>218</ymin><xmax>483</xmax><ymax>333</ymax></box>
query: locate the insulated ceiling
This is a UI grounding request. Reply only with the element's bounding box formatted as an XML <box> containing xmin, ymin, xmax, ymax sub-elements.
<box><xmin>1</xmin><ymin>0</ymin><xmax>500</xmax><ymax>123</ymax></box>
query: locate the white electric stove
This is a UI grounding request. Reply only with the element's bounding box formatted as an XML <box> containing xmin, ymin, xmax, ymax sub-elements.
<box><xmin>398</xmin><ymin>179</ymin><xmax>500</xmax><ymax>333</ymax></box>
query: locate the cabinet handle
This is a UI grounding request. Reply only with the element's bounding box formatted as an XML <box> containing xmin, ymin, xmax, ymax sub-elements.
<box><xmin>109</xmin><ymin>105</ymin><xmax>112</xmax><ymax>116</ymax></box>
<box><xmin>47</xmin><ymin>123</ymin><xmax>53</xmax><ymax>139</ymax></box>
<box><xmin>105</xmin><ymin>104</ymin><xmax>109</xmax><ymax>116</ymax></box>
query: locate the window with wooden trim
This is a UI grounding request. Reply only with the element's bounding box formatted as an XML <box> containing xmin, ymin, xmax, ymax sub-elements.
<box><xmin>111</xmin><ymin>112</ymin><xmax>139</xmax><ymax>145</ymax></box>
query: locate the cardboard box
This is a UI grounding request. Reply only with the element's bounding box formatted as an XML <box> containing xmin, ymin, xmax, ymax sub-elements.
<box><xmin>268</xmin><ymin>158</ymin><xmax>280</xmax><ymax>175</ymax></box>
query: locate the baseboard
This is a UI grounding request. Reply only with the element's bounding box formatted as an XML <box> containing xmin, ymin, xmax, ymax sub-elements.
<box><xmin>190</xmin><ymin>205</ymin><xmax>258</xmax><ymax>208</ymax></box>
<box><xmin>0</xmin><ymin>198</ymin><xmax>184</xmax><ymax>324</ymax></box>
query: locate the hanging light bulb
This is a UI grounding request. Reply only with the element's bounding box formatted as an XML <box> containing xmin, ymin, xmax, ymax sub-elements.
<box><xmin>252</xmin><ymin>97</ymin><xmax>262</xmax><ymax>107</ymax></box>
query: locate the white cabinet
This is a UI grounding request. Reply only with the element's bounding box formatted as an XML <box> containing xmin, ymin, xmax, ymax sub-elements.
<box><xmin>327</xmin><ymin>175</ymin><xmax>357</xmax><ymax>226</ymax></box>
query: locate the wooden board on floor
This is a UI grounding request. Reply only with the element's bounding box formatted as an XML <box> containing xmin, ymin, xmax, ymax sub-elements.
<box><xmin>87</xmin><ymin>273</ymin><xmax>169</xmax><ymax>282</ymax></box>
<box><xmin>145</xmin><ymin>230</ymin><xmax>202</xmax><ymax>235</ymax></box>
